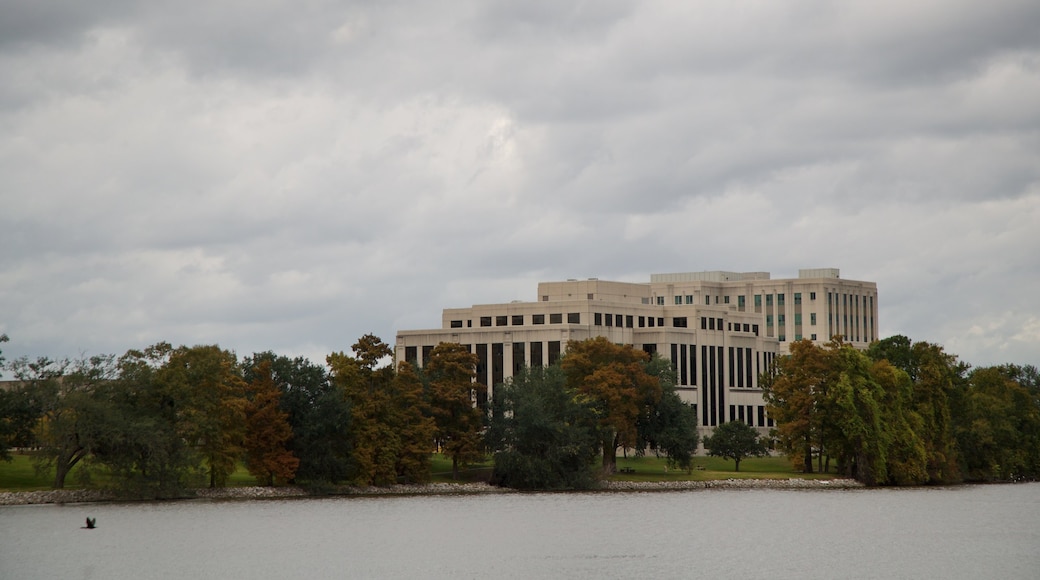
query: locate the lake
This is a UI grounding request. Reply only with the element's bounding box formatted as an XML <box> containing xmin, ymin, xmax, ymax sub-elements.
<box><xmin>2</xmin><ymin>483</ymin><xmax>1038</xmax><ymax>579</ymax></box>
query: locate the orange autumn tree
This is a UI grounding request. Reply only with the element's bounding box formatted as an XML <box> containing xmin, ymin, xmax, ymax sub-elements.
<box><xmin>561</xmin><ymin>337</ymin><xmax>662</xmax><ymax>475</ymax></box>
<box><xmin>243</xmin><ymin>360</ymin><xmax>299</xmax><ymax>486</ymax></box>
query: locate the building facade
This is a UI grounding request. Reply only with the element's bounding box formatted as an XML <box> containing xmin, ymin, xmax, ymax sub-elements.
<box><xmin>395</xmin><ymin>268</ymin><xmax>878</xmax><ymax>436</ymax></box>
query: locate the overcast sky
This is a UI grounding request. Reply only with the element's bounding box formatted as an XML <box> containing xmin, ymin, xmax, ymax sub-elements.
<box><xmin>2</xmin><ymin>1</ymin><xmax>1038</xmax><ymax>371</ymax></box>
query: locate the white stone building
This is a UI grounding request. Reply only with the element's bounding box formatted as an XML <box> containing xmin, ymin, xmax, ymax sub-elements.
<box><xmin>395</xmin><ymin>268</ymin><xmax>878</xmax><ymax>434</ymax></box>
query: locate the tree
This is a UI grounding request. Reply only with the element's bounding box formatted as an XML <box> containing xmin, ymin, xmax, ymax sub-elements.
<box><xmin>487</xmin><ymin>365</ymin><xmax>599</xmax><ymax>490</ymax></box>
<box><xmin>328</xmin><ymin>334</ymin><xmax>435</xmax><ymax>486</ymax></box>
<box><xmin>636</xmin><ymin>356</ymin><xmax>699</xmax><ymax>472</ymax></box>
<box><xmin>243</xmin><ymin>360</ymin><xmax>299</xmax><ymax>486</ymax></box>
<box><xmin>956</xmin><ymin>366</ymin><xmax>1040</xmax><ymax>481</ymax></box>
<box><xmin>561</xmin><ymin>337</ymin><xmax>662</xmax><ymax>475</ymax></box>
<box><xmin>868</xmin><ymin>336</ymin><xmax>964</xmax><ymax>483</ymax></box>
<box><xmin>157</xmin><ymin>345</ymin><xmax>248</xmax><ymax>488</ymax></box>
<box><xmin>761</xmin><ymin>339</ymin><xmax>834</xmax><ymax>473</ymax></box>
<box><xmin>0</xmin><ymin>385</ymin><xmax>39</xmax><ymax>462</ymax></box>
<box><xmin>243</xmin><ymin>351</ymin><xmax>353</xmax><ymax>485</ymax></box>
<box><xmin>703</xmin><ymin>421</ymin><xmax>768</xmax><ymax>472</ymax></box>
<box><xmin>425</xmin><ymin>342</ymin><xmax>485</xmax><ymax>480</ymax></box>
<box><xmin>10</xmin><ymin>355</ymin><xmax>118</xmax><ymax>488</ymax></box>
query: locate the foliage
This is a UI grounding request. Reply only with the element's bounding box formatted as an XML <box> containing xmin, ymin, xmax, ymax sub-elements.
<box><xmin>561</xmin><ymin>337</ymin><xmax>662</xmax><ymax>474</ymax></box>
<box><xmin>703</xmin><ymin>420</ymin><xmax>768</xmax><ymax>471</ymax></box>
<box><xmin>487</xmin><ymin>365</ymin><xmax>599</xmax><ymax>490</ymax></box>
<box><xmin>243</xmin><ymin>361</ymin><xmax>299</xmax><ymax>486</ymax></box>
<box><xmin>9</xmin><ymin>355</ymin><xmax>119</xmax><ymax>488</ymax></box>
<box><xmin>956</xmin><ymin>365</ymin><xmax>1040</xmax><ymax>481</ymax></box>
<box><xmin>157</xmin><ymin>345</ymin><xmax>248</xmax><ymax>488</ymax></box>
<box><xmin>328</xmin><ymin>334</ymin><xmax>435</xmax><ymax>486</ymax></box>
<box><xmin>636</xmin><ymin>357</ymin><xmax>699</xmax><ymax>472</ymax></box>
<box><xmin>424</xmin><ymin>342</ymin><xmax>485</xmax><ymax>480</ymax></box>
<box><xmin>243</xmin><ymin>352</ymin><xmax>353</xmax><ymax>485</ymax></box>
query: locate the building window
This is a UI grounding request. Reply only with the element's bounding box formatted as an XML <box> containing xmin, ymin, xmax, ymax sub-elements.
<box><xmin>778</xmin><ymin>293</ymin><xmax>785</xmax><ymax>306</ymax></box>
<box><xmin>766</xmin><ymin>315</ymin><xmax>773</xmax><ymax>326</ymax></box>
<box><xmin>752</xmin><ymin>324</ymin><xmax>759</xmax><ymax>336</ymax></box>
<box><xmin>738</xmin><ymin>295</ymin><xmax>746</xmax><ymax>309</ymax></box>
<box><xmin>567</xmin><ymin>312</ymin><xmax>580</xmax><ymax>324</ymax></box>
<box><xmin>794</xmin><ymin>313</ymin><xmax>802</xmax><ymax>325</ymax></box>
<box><xmin>766</xmin><ymin>295</ymin><xmax>773</xmax><ymax>306</ymax></box>
<box><xmin>709</xmin><ymin>318</ymin><xmax>715</xmax><ymax>330</ymax></box>
<box><xmin>595</xmin><ymin>313</ymin><xmax>603</xmax><ymax>325</ymax></box>
<box><xmin>542</xmin><ymin>295</ymin><xmax>549</xmax><ymax>302</ymax></box>
<box><xmin>779</xmin><ymin>335</ymin><xmax>786</xmax><ymax>341</ymax></box>
<box><xmin>657</xmin><ymin>317</ymin><xmax>664</xmax><ymax>327</ymax></box>
<box><xmin>810</xmin><ymin>291</ymin><xmax>816</xmax><ymax>300</ymax></box>
<box><xmin>724</xmin><ymin>296</ymin><xmax>730</xmax><ymax>304</ymax></box>
<box><xmin>450</xmin><ymin>320</ymin><xmax>463</xmax><ymax>328</ymax></box>
<box><xmin>701</xmin><ymin>317</ymin><xmax>707</xmax><ymax>330</ymax></box>
<box><xmin>674</xmin><ymin>317</ymin><xmax>688</xmax><ymax>328</ymax></box>
<box><xmin>614</xmin><ymin>314</ymin><xmax>622</xmax><ymax>327</ymax></box>
<box><xmin>685</xmin><ymin>295</ymin><xmax>693</xmax><ymax>304</ymax></box>
<box><xmin>512</xmin><ymin>315</ymin><xmax>524</xmax><ymax>325</ymax></box>
<box><xmin>705</xmin><ymin>295</ymin><xmax>710</xmax><ymax>305</ymax></box>
<box><xmin>626</xmin><ymin>315</ymin><xmax>634</xmax><ymax>328</ymax></box>
<box><xmin>587</xmin><ymin>293</ymin><xmax>594</xmax><ymax>300</ymax></box>
<box><xmin>794</xmin><ymin>293</ymin><xmax>802</xmax><ymax>305</ymax></box>
<box><xmin>550</xmin><ymin>313</ymin><xmax>563</xmax><ymax>324</ymax></box>
<box><xmin>638</xmin><ymin>316</ymin><xmax>645</xmax><ymax>327</ymax></box>
<box><xmin>532</xmin><ymin>314</ymin><xmax>545</xmax><ymax>325</ymax></box>
<box><xmin>480</xmin><ymin>316</ymin><xmax>492</xmax><ymax>327</ymax></box>
<box><xmin>811</xmin><ymin>333</ymin><xmax>817</xmax><ymax>340</ymax></box>
<box><xmin>675</xmin><ymin>296</ymin><xmax>682</xmax><ymax>305</ymax></box>
<box><xmin>656</xmin><ymin>296</ymin><xmax>664</xmax><ymax>305</ymax></box>
<box><xmin>795</xmin><ymin>334</ymin><xmax>803</xmax><ymax>341</ymax></box>
<box><xmin>496</xmin><ymin>315</ymin><xmax>508</xmax><ymax>326</ymax></box>
<box><xmin>649</xmin><ymin>317</ymin><xmax>655</xmax><ymax>328</ymax></box>
<box><xmin>605</xmin><ymin>314</ymin><xmax>613</xmax><ymax>327</ymax></box>
<box><xmin>810</xmin><ymin>313</ymin><xmax>817</xmax><ymax>325</ymax></box>
<box><xmin>467</xmin><ymin>320</ymin><xmax>472</xmax><ymax>327</ymax></box>
<box><xmin>754</xmin><ymin>295</ymin><xmax>762</xmax><ymax>307</ymax></box>
<box><xmin>778</xmin><ymin>314</ymin><xmax>785</xmax><ymax>325</ymax></box>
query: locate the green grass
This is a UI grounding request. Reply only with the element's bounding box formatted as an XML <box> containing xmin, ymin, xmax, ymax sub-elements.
<box><xmin>611</xmin><ymin>454</ymin><xmax>837</xmax><ymax>482</ymax></box>
<box><xmin>1</xmin><ymin>452</ymin><xmax>837</xmax><ymax>492</ymax></box>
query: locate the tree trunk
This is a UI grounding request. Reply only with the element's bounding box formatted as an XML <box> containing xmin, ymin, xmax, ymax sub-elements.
<box><xmin>734</xmin><ymin>458</ymin><xmax>741</xmax><ymax>472</ymax></box>
<box><xmin>452</xmin><ymin>456</ymin><xmax>459</xmax><ymax>480</ymax></box>
<box><xmin>802</xmin><ymin>434</ymin><xmax>813</xmax><ymax>473</ymax></box>
<box><xmin>601</xmin><ymin>433</ymin><xmax>617</xmax><ymax>475</ymax></box>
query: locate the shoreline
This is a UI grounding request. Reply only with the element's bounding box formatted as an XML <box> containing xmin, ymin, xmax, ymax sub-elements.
<box><xmin>0</xmin><ymin>478</ymin><xmax>864</xmax><ymax>506</ymax></box>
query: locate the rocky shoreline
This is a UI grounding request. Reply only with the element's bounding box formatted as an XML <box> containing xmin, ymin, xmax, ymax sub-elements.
<box><xmin>0</xmin><ymin>478</ymin><xmax>862</xmax><ymax>506</ymax></box>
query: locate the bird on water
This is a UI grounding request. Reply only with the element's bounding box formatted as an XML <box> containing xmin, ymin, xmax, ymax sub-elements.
<box><xmin>84</xmin><ymin>517</ymin><xmax>96</xmax><ymax>529</ymax></box>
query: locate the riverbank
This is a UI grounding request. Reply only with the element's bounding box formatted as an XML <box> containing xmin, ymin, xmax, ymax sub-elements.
<box><xmin>0</xmin><ymin>478</ymin><xmax>864</xmax><ymax>506</ymax></box>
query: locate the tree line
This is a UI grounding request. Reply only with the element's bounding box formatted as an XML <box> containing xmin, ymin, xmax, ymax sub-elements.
<box><xmin>763</xmin><ymin>335</ymin><xmax>1040</xmax><ymax>485</ymax></box>
<box><xmin>0</xmin><ymin>335</ymin><xmax>700</xmax><ymax>495</ymax></box>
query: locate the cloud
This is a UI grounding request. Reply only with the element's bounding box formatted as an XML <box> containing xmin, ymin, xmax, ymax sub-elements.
<box><xmin>1</xmin><ymin>0</ymin><xmax>1038</xmax><ymax>370</ymax></box>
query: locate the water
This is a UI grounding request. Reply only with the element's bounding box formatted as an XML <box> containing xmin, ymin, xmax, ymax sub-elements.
<box><xmin>2</xmin><ymin>483</ymin><xmax>1038</xmax><ymax>579</ymax></box>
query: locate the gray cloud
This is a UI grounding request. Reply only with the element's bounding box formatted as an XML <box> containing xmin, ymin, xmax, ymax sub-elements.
<box><xmin>1</xmin><ymin>0</ymin><xmax>1038</xmax><ymax>370</ymax></box>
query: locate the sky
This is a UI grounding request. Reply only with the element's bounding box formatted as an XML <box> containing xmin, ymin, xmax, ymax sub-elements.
<box><xmin>2</xmin><ymin>0</ymin><xmax>1039</xmax><ymax>371</ymax></box>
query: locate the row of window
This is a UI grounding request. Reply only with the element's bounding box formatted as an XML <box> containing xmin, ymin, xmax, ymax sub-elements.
<box><xmin>453</xmin><ymin>312</ymin><xmax>583</xmax><ymax>328</ymax></box>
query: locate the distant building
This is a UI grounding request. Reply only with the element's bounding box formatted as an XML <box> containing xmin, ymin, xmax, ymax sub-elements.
<box><xmin>395</xmin><ymin>268</ymin><xmax>878</xmax><ymax>435</ymax></box>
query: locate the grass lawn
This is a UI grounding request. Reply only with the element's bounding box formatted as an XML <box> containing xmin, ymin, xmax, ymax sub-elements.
<box><xmin>2</xmin><ymin>452</ymin><xmax>836</xmax><ymax>492</ymax></box>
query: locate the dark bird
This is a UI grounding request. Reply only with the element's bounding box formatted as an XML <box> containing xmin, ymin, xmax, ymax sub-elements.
<box><xmin>84</xmin><ymin>517</ymin><xmax>96</xmax><ymax>529</ymax></box>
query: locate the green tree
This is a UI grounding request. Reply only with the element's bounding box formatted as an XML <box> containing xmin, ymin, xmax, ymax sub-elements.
<box><xmin>243</xmin><ymin>360</ymin><xmax>299</xmax><ymax>486</ymax></box>
<box><xmin>561</xmin><ymin>337</ymin><xmax>663</xmax><ymax>475</ymax></box>
<box><xmin>636</xmin><ymin>356</ymin><xmax>699</xmax><ymax>472</ymax></box>
<box><xmin>762</xmin><ymin>339</ymin><xmax>835</xmax><ymax>473</ymax></box>
<box><xmin>425</xmin><ymin>342</ymin><xmax>485</xmax><ymax>480</ymax></box>
<box><xmin>243</xmin><ymin>351</ymin><xmax>353</xmax><ymax>485</ymax></box>
<box><xmin>328</xmin><ymin>334</ymin><xmax>435</xmax><ymax>486</ymax></box>
<box><xmin>956</xmin><ymin>366</ymin><xmax>1040</xmax><ymax>481</ymax></box>
<box><xmin>10</xmin><ymin>355</ymin><xmax>118</xmax><ymax>488</ymax></box>
<box><xmin>703</xmin><ymin>420</ymin><xmax>768</xmax><ymax>472</ymax></box>
<box><xmin>0</xmin><ymin>385</ymin><xmax>40</xmax><ymax>462</ymax></box>
<box><xmin>94</xmin><ymin>343</ymin><xmax>199</xmax><ymax>498</ymax></box>
<box><xmin>487</xmin><ymin>365</ymin><xmax>599</xmax><ymax>490</ymax></box>
<box><xmin>157</xmin><ymin>345</ymin><xmax>248</xmax><ymax>488</ymax></box>
<box><xmin>868</xmin><ymin>336</ymin><xmax>964</xmax><ymax>483</ymax></box>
